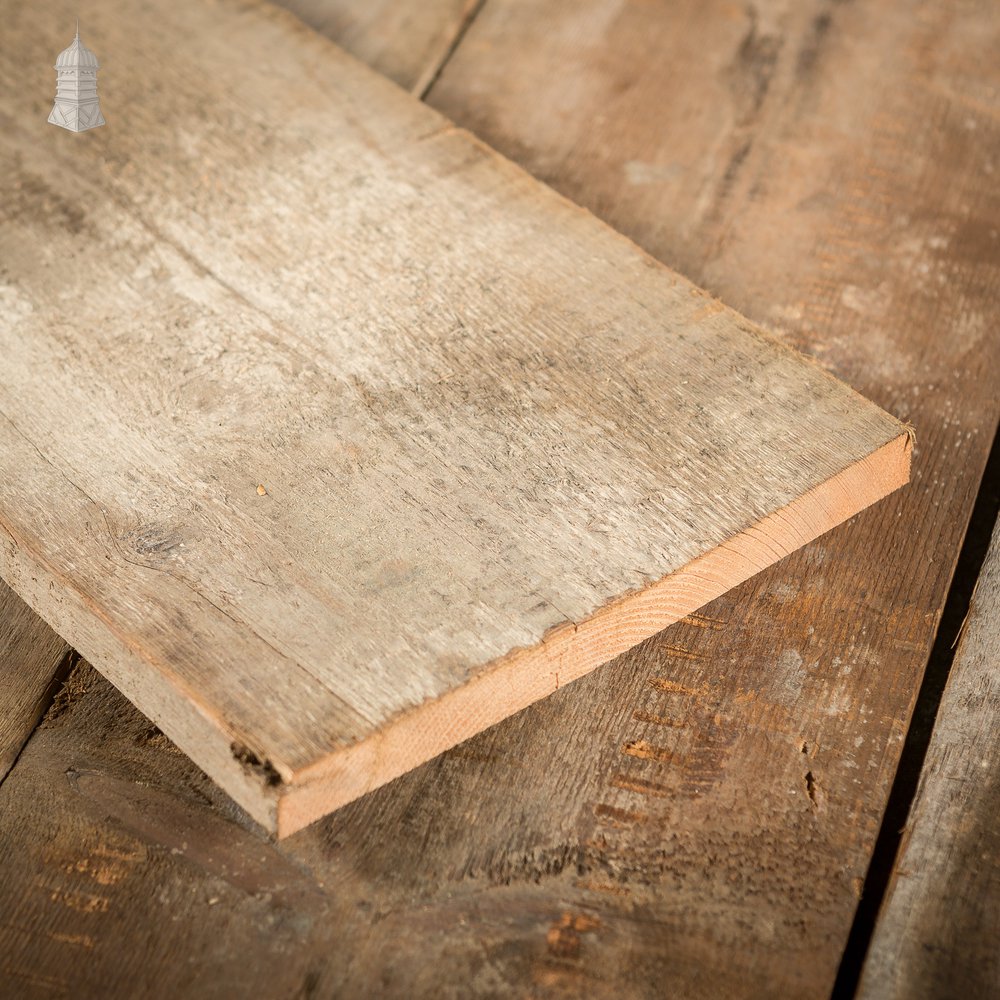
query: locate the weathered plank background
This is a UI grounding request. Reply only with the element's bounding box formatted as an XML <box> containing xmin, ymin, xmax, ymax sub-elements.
<box><xmin>859</xmin><ymin>512</ymin><xmax>1000</xmax><ymax>999</ymax></box>
<box><xmin>1</xmin><ymin>0</ymin><xmax>998</xmax><ymax>997</ymax></box>
<box><xmin>427</xmin><ymin>0</ymin><xmax>1000</xmax><ymax>992</ymax></box>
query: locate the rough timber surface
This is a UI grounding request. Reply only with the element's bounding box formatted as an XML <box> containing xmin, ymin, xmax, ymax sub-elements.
<box><xmin>0</xmin><ymin>1</ymin><xmax>472</xmax><ymax>792</ymax></box>
<box><xmin>275</xmin><ymin>0</ymin><xmax>481</xmax><ymax>94</ymax></box>
<box><xmin>0</xmin><ymin>0</ymin><xmax>996</xmax><ymax>998</ymax></box>
<box><xmin>0</xmin><ymin>581</ymin><xmax>69</xmax><ymax>781</ymax></box>
<box><xmin>860</xmin><ymin>512</ymin><xmax>1000</xmax><ymax>1000</ymax></box>
<box><xmin>0</xmin><ymin>0</ymin><xmax>907</xmax><ymax>836</ymax></box>
<box><xmin>423</xmin><ymin>0</ymin><xmax>1000</xmax><ymax>995</ymax></box>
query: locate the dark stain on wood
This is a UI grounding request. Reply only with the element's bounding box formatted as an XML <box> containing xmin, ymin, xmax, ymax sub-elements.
<box><xmin>231</xmin><ymin>743</ymin><xmax>284</xmax><ymax>787</ymax></box>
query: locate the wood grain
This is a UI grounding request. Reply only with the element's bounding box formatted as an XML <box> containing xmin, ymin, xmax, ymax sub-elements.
<box><xmin>0</xmin><ymin>581</ymin><xmax>69</xmax><ymax>781</ymax></box>
<box><xmin>2</xmin><ymin>1</ymin><xmax>997</xmax><ymax>997</ymax></box>
<box><xmin>0</xmin><ymin>0</ymin><xmax>907</xmax><ymax>835</ymax></box>
<box><xmin>276</xmin><ymin>0</ymin><xmax>481</xmax><ymax>94</ymax></box>
<box><xmin>0</xmin><ymin>0</ymin><xmax>467</xmax><ymax>785</ymax></box>
<box><xmin>424</xmin><ymin>0</ymin><xmax>1000</xmax><ymax>994</ymax></box>
<box><xmin>859</xmin><ymin>512</ymin><xmax>1000</xmax><ymax>999</ymax></box>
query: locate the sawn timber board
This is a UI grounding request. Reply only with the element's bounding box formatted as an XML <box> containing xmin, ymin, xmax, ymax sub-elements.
<box><xmin>0</xmin><ymin>0</ymin><xmax>910</xmax><ymax>836</ymax></box>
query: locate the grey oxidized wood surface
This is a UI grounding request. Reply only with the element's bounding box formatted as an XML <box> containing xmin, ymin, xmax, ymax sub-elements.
<box><xmin>0</xmin><ymin>0</ymin><xmax>482</xmax><ymax>805</ymax></box>
<box><xmin>859</xmin><ymin>512</ymin><xmax>1000</xmax><ymax>1000</ymax></box>
<box><xmin>0</xmin><ymin>0</ymin><xmax>906</xmax><ymax>836</ymax></box>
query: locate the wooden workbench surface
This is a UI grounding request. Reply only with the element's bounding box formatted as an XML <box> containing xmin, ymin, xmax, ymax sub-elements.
<box><xmin>1</xmin><ymin>1</ymin><xmax>998</xmax><ymax>997</ymax></box>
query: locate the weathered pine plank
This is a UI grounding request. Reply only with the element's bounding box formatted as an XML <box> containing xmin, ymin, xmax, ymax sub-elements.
<box><xmin>0</xmin><ymin>0</ymin><xmax>908</xmax><ymax>836</ymax></box>
<box><xmin>421</xmin><ymin>0</ymin><xmax>1000</xmax><ymax>994</ymax></box>
<box><xmin>0</xmin><ymin>581</ymin><xmax>69</xmax><ymax>781</ymax></box>
<box><xmin>859</xmin><ymin>511</ymin><xmax>1000</xmax><ymax>999</ymax></box>
<box><xmin>276</xmin><ymin>0</ymin><xmax>481</xmax><ymax>94</ymax></box>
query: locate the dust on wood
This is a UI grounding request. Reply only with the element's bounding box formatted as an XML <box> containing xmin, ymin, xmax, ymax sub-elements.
<box><xmin>44</xmin><ymin>654</ymin><xmax>87</xmax><ymax>721</ymax></box>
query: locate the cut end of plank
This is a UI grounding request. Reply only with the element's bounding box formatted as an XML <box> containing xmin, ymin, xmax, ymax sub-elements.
<box><xmin>271</xmin><ymin>431</ymin><xmax>911</xmax><ymax>838</ymax></box>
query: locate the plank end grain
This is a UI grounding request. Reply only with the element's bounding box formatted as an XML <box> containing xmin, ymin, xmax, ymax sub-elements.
<box><xmin>0</xmin><ymin>0</ymin><xmax>910</xmax><ymax>835</ymax></box>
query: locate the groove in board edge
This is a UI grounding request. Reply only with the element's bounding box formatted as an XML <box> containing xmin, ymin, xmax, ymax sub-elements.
<box><xmin>0</xmin><ymin>0</ymin><xmax>909</xmax><ymax>835</ymax></box>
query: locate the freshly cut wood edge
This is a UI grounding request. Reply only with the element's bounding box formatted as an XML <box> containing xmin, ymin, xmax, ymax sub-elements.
<box><xmin>276</xmin><ymin>431</ymin><xmax>912</xmax><ymax>838</ymax></box>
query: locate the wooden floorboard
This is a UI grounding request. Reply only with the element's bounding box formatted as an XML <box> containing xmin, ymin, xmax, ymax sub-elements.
<box><xmin>0</xmin><ymin>0</ymin><xmax>997</xmax><ymax>997</ymax></box>
<box><xmin>859</xmin><ymin>510</ymin><xmax>1000</xmax><ymax>999</ymax></box>
<box><xmin>0</xmin><ymin>0</ymin><xmax>907</xmax><ymax>836</ymax></box>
